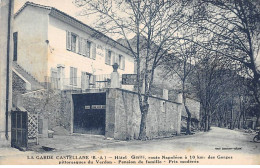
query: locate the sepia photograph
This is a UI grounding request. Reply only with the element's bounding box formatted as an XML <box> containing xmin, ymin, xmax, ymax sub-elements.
<box><xmin>0</xmin><ymin>0</ymin><xmax>260</xmax><ymax>166</ymax></box>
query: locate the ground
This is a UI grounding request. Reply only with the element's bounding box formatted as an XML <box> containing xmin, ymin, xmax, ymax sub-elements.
<box><xmin>0</xmin><ymin>127</ymin><xmax>259</xmax><ymax>165</ymax></box>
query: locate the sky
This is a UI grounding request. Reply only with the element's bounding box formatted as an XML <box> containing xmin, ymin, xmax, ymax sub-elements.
<box><xmin>14</xmin><ymin>0</ymin><xmax>96</xmax><ymax>29</ymax></box>
<box><xmin>13</xmin><ymin>0</ymin><xmax>260</xmax><ymax>67</ymax></box>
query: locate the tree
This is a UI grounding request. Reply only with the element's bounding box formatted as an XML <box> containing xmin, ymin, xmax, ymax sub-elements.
<box><xmin>191</xmin><ymin>47</ymin><xmax>236</xmax><ymax>131</ymax></box>
<box><xmin>195</xmin><ymin>0</ymin><xmax>260</xmax><ymax>123</ymax></box>
<box><xmin>162</xmin><ymin>40</ymin><xmax>197</xmax><ymax>134</ymax></box>
<box><xmin>74</xmin><ymin>0</ymin><xmax>189</xmax><ymax>139</ymax></box>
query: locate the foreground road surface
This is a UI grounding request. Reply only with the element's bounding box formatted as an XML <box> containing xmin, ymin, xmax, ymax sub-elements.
<box><xmin>1</xmin><ymin>127</ymin><xmax>259</xmax><ymax>165</ymax></box>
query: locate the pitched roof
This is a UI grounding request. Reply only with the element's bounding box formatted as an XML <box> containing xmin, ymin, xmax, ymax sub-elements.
<box><xmin>15</xmin><ymin>1</ymin><xmax>132</xmax><ymax>55</ymax></box>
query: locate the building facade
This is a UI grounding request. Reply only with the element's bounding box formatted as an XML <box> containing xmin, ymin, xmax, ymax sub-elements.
<box><xmin>13</xmin><ymin>2</ymin><xmax>135</xmax><ymax>92</ymax></box>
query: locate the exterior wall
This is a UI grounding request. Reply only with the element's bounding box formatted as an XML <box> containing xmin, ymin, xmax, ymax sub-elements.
<box><xmin>20</xmin><ymin>88</ymin><xmax>182</xmax><ymax>139</ymax></box>
<box><xmin>13</xmin><ymin>6</ymin><xmax>49</xmax><ymax>82</ymax></box>
<box><xmin>12</xmin><ymin>71</ymin><xmax>27</xmax><ymax>106</ymax></box>
<box><xmin>21</xmin><ymin>90</ymin><xmax>72</xmax><ymax>131</ymax></box>
<box><xmin>47</xmin><ymin>15</ymin><xmax>135</xmax><ymax>89</ymax></box>
<box><xmin>106</xmin><ymin>88</ymin><xmax>182</xmax><ymax>140</ymax></box>
<box><xmin>0</xmin><ymin>0</ymin><xmax>13</xmax><ymax>145</ymax></box>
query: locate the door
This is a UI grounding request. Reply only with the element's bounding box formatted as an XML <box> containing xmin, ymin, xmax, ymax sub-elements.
<box><xmin>73</xmin><ymin>93</ymin><xmax>106</xmax><ymax>135</ymax></box>
<box><xmin>11</xmin><ymin>111</ymin><xmax>28</xmax><ymax>150</ymax></box>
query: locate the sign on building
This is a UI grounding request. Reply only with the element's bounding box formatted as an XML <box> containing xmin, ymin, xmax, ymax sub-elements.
<box><xmin>122</xmin><ymin>74</ymin><xmax>137</xmax><ymax>85</ymax></box>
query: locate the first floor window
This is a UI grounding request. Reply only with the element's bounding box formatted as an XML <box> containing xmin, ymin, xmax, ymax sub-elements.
<box><xmin>105</xmin><ymin>50</ymin><xmax>112</xmax><ymax>65</ymax></box>
<box><xmin>86</xmin><ymin>41</ymin><xmax>91</xmax><ymax>58</ymax></box>
<box><xmin>70</xmin><ymin>67</ymin><xmax>77</xmax><ymax>86</ymax></box>
<box><xmin>71</xmin><ymin>34</ymin><xmax>78</xmax><ymax>53</ymax></box>
<box><xmin>119</xmin><ymin>55</ymin><xmax>125</xmax><ymax>70</ymax></box>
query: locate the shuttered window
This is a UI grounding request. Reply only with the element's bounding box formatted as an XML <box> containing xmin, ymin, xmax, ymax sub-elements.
<box><xmin>92</xmin><ymin>42</ymin><xmax>96</xmax><ymax>60</ymax></box>
<box><xmin>111</xmin><ymin>51</ymin><xmax>115</xmax><ymax>65</ymax></box>
<box><xmin>66</xmin><ymin>31</ymin><xmax>97</xmax><ymax>60</ymax></box>
<box><xmin>70</xmin><ymin>67</ymin><xmax>77</xmax><ymax>86</ymax></box>
<box><xmin>71</xmin><ymin>33</ymin><xmax>78</xmax><ymax>53</ymax></box>
<box><xmin>86</xmin><ymin>41</ymin><xmax>91</xmax><ymax>58</ymax></box>
<box><xmin>119</xmin><ymin>55</ymin><xmax>125</xmax><ymax>70</ymax></box>
<box><xmin>105</xmin><ymin>49</ymin><xmax>112</xmax><ymax>65</ymax></box>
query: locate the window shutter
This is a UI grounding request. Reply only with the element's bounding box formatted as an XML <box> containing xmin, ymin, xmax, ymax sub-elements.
<box><xmin>79</xmin><ymin>37</ymin><xmax>83</xmax><ymax>55</ymax></box>
<box><xmin>82</xmin><ymin>39</ymin><xmax>86</xmax><ymax>56</ymax></box>
<box><xmin>111</xmin><ymin>51</ymin><xmax>115</xmax><ymax>66</ymax></box>
<box><xmin>122</xmin><ymin>56</ymin><xmax>125</xmax><ymax>70</ymax></box>
<box><xmin>66</xmin><ymin>31</ymin><xmax>71</xmax><ymax>50</ymax></box>
<box><xmin>93</xmin><ymin>75</ymin><xmax>96</xmax><ymax>86</ymax></box>
<box><xmin>70</xmin><ymin>67</ymin><xmax>73</xmax><ymax>85</ymax></box>
<box><xmin>77</xmin><ymin>36</ymin><xmax>80</xmax><ymax>54</ymax></box>
<box><xmin>92</xmin><ymin>42</ymin><xmax>96</xmax><ymax>60</ymax></box>
<box><xmin>74</xmin><ymin>68</ymin><xmax>77</xmax><ymax>85</ymax></box>
<box><xmin>105</xmin><ymin>49</ymin><xmax>109</xmax><ymax>64</ymax></box>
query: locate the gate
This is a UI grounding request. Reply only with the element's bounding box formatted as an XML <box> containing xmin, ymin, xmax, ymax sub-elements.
<box><xmin>11</xmin><ymin>111</ymin><xmax>39</xmax><ymax>150</ymax></box>
<box><xmin>11</xmin><ymin>111</ymin><xmax>28</xmax><ymax>150</ymax></box>
<box><xmin>73</xmin><ymin>93</ymin><xmax>106</xmax><ymax>135</ymax></box>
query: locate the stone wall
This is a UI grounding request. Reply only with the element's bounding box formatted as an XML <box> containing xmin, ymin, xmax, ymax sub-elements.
<box><xmin>21</xmin><ymin>90</ymin><xmax>72</xmax><ymax>131</ymax></box>
<box><xmin>106</xmin><ymin>88</ymin><xmax>182</xmax><ymax>140</ymax></box>
<box><xmin>12</xmin><ymin>71</ymin><xmax>27</xmax><ymax>105</ymax></box>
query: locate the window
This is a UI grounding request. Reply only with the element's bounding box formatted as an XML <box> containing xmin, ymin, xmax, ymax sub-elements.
<box><xmin>105</xmin><ymin>50</ymin><xmax>112</xmax><ymax>65</ymax></box>
<box><xmin>66</xmin><ymin>31</ymin><xmax>96</xmax><ymax>59</ymax></box>
<box><xmin>119</xmin><ymin>55</ymin><xmax>125</xmax><ymax>70</ymax></box>
<box><xmin>66</xmin><ymin>31</ymin><xmax>78</xmax><ymax>53</ymax></box>
<box><xmin>70</xmin><ymin>67</ymin><xmax>77</xmax><ymax>86</ymax></box>
<box><xmin>84</xmin><ymin>40</ymin><xmax>96</xmax><ymax>60</ymax></box>
<box><xmin>86</xmin><ymin>41</ymin><xmax>91</xmax><ymax>58</ymax></box>
<box><xmin>13</xmin><ymin>32</ymin><xmax>18</xmax><ymax>61</ymax></box>
<box><xmin>71</xmin><ymin>34</ymin><xmax>78</xmax><ymax>53</ymax></box>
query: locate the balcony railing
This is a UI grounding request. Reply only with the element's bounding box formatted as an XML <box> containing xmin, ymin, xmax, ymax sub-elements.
<box><xmin>44</xmin><ymin>74</ymin><xmax>111</xmax><ymax>91</ymax></box>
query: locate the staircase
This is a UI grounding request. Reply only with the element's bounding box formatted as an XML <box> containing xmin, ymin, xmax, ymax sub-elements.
<box><xmin>13</xmin><ymin>62</ymin><xmax>44</xmax><ymax>91</ymax></box>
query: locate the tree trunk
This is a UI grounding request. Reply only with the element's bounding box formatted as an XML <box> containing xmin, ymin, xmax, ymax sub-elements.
<box><xmin>185</xmin><ymin>105</ymin><xmax>192</xmax><ymax>135</ymax></box>
<box><xmin>138</xmin><ymin>102</ymin><xmax>149</xmax><ymax>140</ymax></box>
<box><xmin>256</xmin><ymin>112</ymin><xmax>260</xmax><ymax>129</ymax></box>
<box><xmin>204</xmin><ymin>114</ymin><xmax>208</xmax><ymax>132</ymax></box>
<box><xmin>208</xmin><ymin>112</ymin><xmax>211</xmax><ymax>131</ymax></box>
<box><xmin>238</xmin><ymin>112</ymin><xmax>243</xmax><ymax>129</ymax></box>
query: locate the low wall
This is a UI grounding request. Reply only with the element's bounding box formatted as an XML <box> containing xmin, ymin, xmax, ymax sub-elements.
<box><xmin>106</xmin><ymin>88</ymin><xmax>182</xmax><ymax>140</ymax></box>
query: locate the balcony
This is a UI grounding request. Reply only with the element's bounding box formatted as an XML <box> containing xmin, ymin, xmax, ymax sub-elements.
<box><xmin>44</xmin><ymin>74</ymin><xmax>111</xmax><ymax>91</ymax></box>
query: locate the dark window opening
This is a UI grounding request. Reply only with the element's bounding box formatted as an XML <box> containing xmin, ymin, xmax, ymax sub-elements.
<box><xmin>13</xmin><ymin>32</ymin><xmax>18</xmax><ymax>61</ymax></box>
